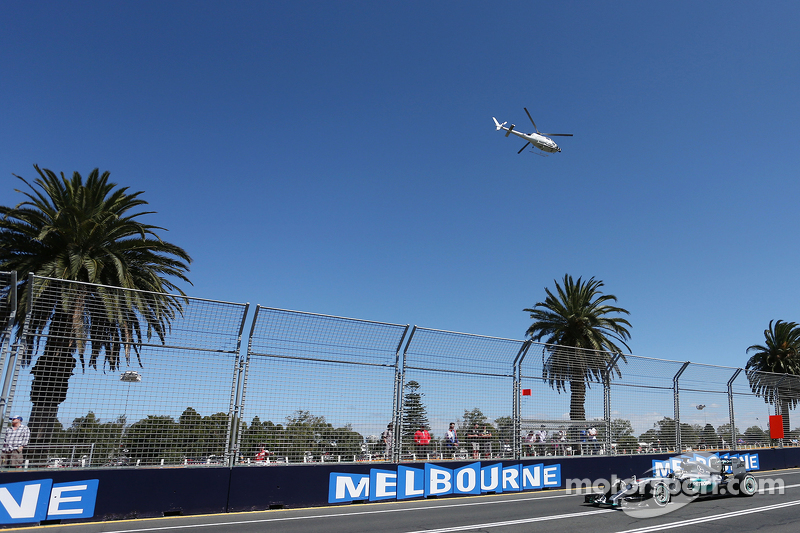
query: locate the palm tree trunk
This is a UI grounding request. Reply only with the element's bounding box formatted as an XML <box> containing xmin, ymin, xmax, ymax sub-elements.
<box><xmin>28</xmin><ymin>317</ymin><xmax>77</xmax><ymax>464</ymax></box>
<box><xmin>569</xmin><ymin>379</ymin><xmax>586</xmax><ymax>421</ymax></box>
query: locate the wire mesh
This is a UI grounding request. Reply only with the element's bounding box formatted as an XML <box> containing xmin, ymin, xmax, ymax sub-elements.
<box><xmin>239</xmin><ymin>306</ymin><xmax>408</xmax><ymax>464</ymax></box>
<box><xmin>4</xmin><ymin>274</ymin><xmax>800</xmax><ymax>469</ymax></box>
<box><xmin>400</xmin><ymin>328</ymin><xmax>523</xmax><ymax>461</ymax></box>
<box><xmin>5</xmin><ymin>276</ymin><xmax>248</xmax><ymax>468</ymax></box>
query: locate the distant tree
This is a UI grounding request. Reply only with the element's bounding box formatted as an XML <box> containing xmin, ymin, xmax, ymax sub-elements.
<box><xmin>638</xmin><ymin>429</ymin><xmax>659</xmax><ymax>444</ymax></box>
<box><xmin>177</xmin><ymin>407</ymin><xmax>203</xmax><ymax>459</ymax></box>
<box><xmin>494</xmin><ymin>416</ymin><xmax>514</xmax><ymax>453</ymax></box>
<box><xmin>125</xmin><ymin>415</ymin><xmax>179</xmax><ymax>464</ymax></box>
<box><xmin>524</xmin><ymin>275</ymin><xmax>631</xmax><ymax>422</ymax></box>
<box><xmin>609</xmin><ymin>418</ymin><xmax>634</xmax><ymax>441</ymax></box>
<box><xmin>700</xmin><ymin>423</ymin><xmax>718</xmax><ymax>447</ymax></box>
<box><xmin>743</xmin><ymin>425</ymin><xmax>768</xmax><ymax>445</ymax></box>
<box><xmin>401</xmin><ymin>381</ymin><xmax>430</xmax><ymax>445</ymax></box>
<box><xmin>282</xmin><ymin>410</ymin><xmax>332</xmax><ymax>461</ymax></box>
<box><xmin>746</xmin><ymin>320</ymin><xmax>800</xmax><ymax>437</ymax></box>
<box><xmin>461</xmin><ymin>408</ymin><xmax>489</xmax><ymax>430</ymax></box>
<box><xmin>199</xmin><ymin>412</ymin><xmax>230</xmax><ymax>459</ymax></box>
<box><xmin>716</xmin><ymin>423</ymin><xmax>741</xmax><ymax>447</ymax></box>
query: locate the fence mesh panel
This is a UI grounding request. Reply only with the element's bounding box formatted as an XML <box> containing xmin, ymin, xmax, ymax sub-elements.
<box><xmin>6</xmin><ymin>276</ymin><xmax>248</xmax><ymax>468</ymax></box>
<box><xmin>400</xmin><ymin>328</ymin><xmax>523</xmax><ymax>461</ymax></box>
<box><xmin>239</xmin><ymin>306</ymin><xmax>408</xmax><ymax>464</ymax></box>
<box><xmin>3</xmin><ymin>274</ymin><xmax>800</xmax><ymax>470</ymax></box>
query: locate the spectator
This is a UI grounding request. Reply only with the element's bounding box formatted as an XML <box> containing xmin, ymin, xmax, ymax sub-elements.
<box><xmin>382</xmin><ymin>423</ymin><xmax>394</xmax><ymax>458</ymax></box>
<box><xmin>1</xmin><ymin>416</ymin><xmax>30</xmax><ymax>468</ymax></box>
<box><xmin>413</xmin><ymin>425</ymin><xmax>431</xmax><ymax>456</ymax></box>
<box><xmin>554</xmin><ymin>426</ymin><xmax>567</xmax><ymax>456</ymax></box>
<box><xmin>523</xmin><ymin>431</ymin><xmax>536</xmax><ymax>456</ymax></box>
<box><xmin>467</xmin><ymin>424</ymin><xmax>482</xmax><ymax>459</ymax></box>
<box><xmin>535</xmin><ymin>425</ymin><xmax>548</xmax><ymax>456</ymax></box>
<box><xmin>255</xmin><ymin>446</ymin><xmax>270</xmax><ymax>463</ymax></box>
<box><xmin>480</xmin><ymin>425</ymin><xmax>493</xmax><ymax>458</ymax></box>
<box><xmin>586</xmin><ymin>425</ymin><xmax>598</xmax><ymax>455</ymax></box>
<box><xmin>445</xmin><ymin>423</ymin><xmax>459</xmax><ymax>457</ymax></box>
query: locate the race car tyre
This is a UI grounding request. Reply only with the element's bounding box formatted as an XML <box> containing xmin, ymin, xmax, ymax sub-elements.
<box><xmin>647</xmin><ymin>481</ymin><xmax>671</xmax><ymax>507</ymax></box>
<box><xmin>737</xmin><ymin>473</ymin><xmax>758</xmax><ymax>497</ymax></box>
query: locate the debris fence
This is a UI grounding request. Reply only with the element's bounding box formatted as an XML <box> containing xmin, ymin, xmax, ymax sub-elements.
<box><xmin>0</xmin><ymin>273</ymin><xmax>797</xmax><ymax>469</ymax></box>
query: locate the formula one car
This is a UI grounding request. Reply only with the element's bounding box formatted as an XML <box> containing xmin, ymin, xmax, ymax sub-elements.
<box><xmin>585</xmin><ymin>456</ymin><xmax>757</xmax><ymax>509</ymax></box>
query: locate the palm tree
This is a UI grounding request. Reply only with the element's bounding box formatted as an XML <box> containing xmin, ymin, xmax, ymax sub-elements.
<box><xmin>524</xmin><ymin>275</ymin><xmax>631</xmax><ymax>421</ymax></box>
<box><xmin>745</xmin><ymin>320</ymin><xmax>800</xmax><ymax>438</ymax></box>
<box><xmin>0</xmin><ymin>165</ymin><xmax>191</xmax><ymax>449</ymax></box>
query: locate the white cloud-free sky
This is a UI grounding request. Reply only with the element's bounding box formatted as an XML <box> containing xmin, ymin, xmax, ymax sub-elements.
<box><xmin>3</xmin><ymin>0</ymin><xmax>800</xmax><ymax>370</ymax></box>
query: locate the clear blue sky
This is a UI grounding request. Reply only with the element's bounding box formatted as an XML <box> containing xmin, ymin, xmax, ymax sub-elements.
<box><xmin>2</xmin><ymin>1</ymin><xmax>799</xmax><ymax>370</ymax></box>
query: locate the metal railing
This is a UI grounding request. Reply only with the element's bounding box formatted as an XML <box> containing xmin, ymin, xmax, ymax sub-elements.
<box><xmin>1</xmin><ymin>273</ymin><xmax>798</xmax><ymax>469</ymax></box>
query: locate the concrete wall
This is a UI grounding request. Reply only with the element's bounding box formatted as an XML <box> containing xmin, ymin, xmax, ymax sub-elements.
<box><xmin>3</xmin><ymin>447</ymin><xmax>799</xmax><ymax>526</ymax></box>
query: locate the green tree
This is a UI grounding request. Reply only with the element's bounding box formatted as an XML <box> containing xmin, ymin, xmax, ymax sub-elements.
<box><xmin>746</xmin><ymin>320</ymin><xmax>800</xmax><ymax>437</ymax></box>
<box><xmin>125</xmin><ymin>415</ymin><xmax>180</xmax><ymax>464</ymax></box>
<box><xmin>0</xmin><ymin>166</ymin><xmax>191</xmax><ymax>451</ymax></box>
<box><xmin>283</xmin><ymin>410</ymin><xmax>332</xmax><ymax>461</ymax></box>
<box><xmin>608</xmin><ymin>418</ymin><xmax>637</xmax><ymax>451</ymax></box>
<box><xmin>743</xmin><ymin>425</ymin><xmax>768</xmax><ymax>445</ymax></box>
<box><xmin>241</xmin><ymin>417</ymin><xmax>283</xmax><ymax>460</ymax></box>
<box><xmin>461</xmin><ymin>408</ymin><xmax>489</xmax><ymax>430</ymax></box>
<box><xmin>524</xmin><ymin>275</ymin><xmax>631</xmax><ymax>421</ymax></box>
<box><xmin>401</xmin><ymin>380</ymin><xmax>430</xmax><ymax>446</ymax></box>
<box><xmin>716</xmin><ymin>423</ymin><xmax>740</xmax><ymax>447</ymax></box>
<box><xmin>177</xmin><ymin>407</ymin><xmax>203</xmax><ymax>459</ymax></box>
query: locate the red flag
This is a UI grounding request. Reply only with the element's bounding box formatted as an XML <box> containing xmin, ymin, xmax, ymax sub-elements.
<box><xmin>522</xmin><ymin>389</ymin><xmax>531</xmax><ymax>396</ymax></box>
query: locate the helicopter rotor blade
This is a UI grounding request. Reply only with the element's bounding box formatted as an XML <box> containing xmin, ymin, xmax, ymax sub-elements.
<box><xmin>523</xmin><ymin>108</ymin><xmax>538</xmax><ymax>132</ymax></box>
<box><xmin>540</xmin><ymin>133</ymin><xmax>573</xmax><ymax>137</ymax></box>
<box><xmin>517</xmin><ymin>142</ymin><xmax>530</xmax><ymax>154</ymax></box>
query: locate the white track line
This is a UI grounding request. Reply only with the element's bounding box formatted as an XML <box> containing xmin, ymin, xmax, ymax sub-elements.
<box><xmin>614</xmin><ymin>499</ymin><xmax>800</xmax><ymax>533</ymax></box>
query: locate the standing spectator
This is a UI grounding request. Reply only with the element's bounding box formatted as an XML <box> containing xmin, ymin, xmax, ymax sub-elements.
<box><xmin>554</xmin><ymin>426</ymin><xmax>567</xmax><ymax>456</ymax></box>
<box><xmin>467</xmin><ymin>424</ymin><xmax>481</xmax><ymax>459</ymax></box>
<box><xmin>445</xmin><ymin>423</ymin><xmax>459</xmax><ymax>457</ymax></box>
<box><xmin>382</xmin><ymin>423</ymin><xmax>394</xmax><ymax>458</ymax></box>
<box><xmin>2</xmin><ymin>416</ymin><xmax>30</xmax><ymax>468</ymax></box>
<box><xmin>535</xmin><ymin>425</ymin><xmax>549</xmax><ymax>456</ymax></box>
<box><xmin>480</xmin><ymin>425</ymin><xmax>493</xmax><ymax>459</ymax></box>
<box><xmin>586</xmin><ymin>425</ymin><xmax>598</xmax><ymax>454</ymax></box>
<box><xmin>413</xmin><ymin>425</ymin><xmax>431</xmax><ymax>457</ymax></box>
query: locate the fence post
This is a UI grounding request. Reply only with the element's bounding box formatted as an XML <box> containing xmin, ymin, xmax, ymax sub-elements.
<box><xmin>673</xmin><ymin>362</ymin><xmax>690</xmax><ymax>452</ymax></box>
<box><xmin>224</xmin><ymin>303</ymin><xmax>251</xmax><ymax>467</ymax></box>
<box><xmin>512</xmin><ymin>341</ymin><xmax>531</xmax><ymax>460</ymax></box>
<box><xmin>390</xmin><ymin>326</ymin><xmax>410</xmax><ymax>463</ymax></box>
<box><xmin>394</xmin><ymin>326</ymin><xmax>417</xmax><ymax>462</ymax></box>
<box><xmin>727</xmin><ymin>368</ymin><xmax>742</xmax><ymax>451</ymax></box>
<box><xmin>603</xmin><ymin>352</ymin><xmax>622</xmax><ymax>455</ymax></box>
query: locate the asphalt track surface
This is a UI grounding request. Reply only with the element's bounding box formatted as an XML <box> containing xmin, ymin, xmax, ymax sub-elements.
<box><xmin>10</xmin><ymin>468</ymin><xmax>800</xmax><ymax>533</ymax></box>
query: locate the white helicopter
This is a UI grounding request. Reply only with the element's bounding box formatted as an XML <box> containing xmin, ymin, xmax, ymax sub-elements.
<box><xmin>493</xmin><ymin>108</ymin><xmax>573</xmax><ymax>154</ymax></box>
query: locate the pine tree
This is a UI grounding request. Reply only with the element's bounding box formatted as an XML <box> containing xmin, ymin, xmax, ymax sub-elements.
<box><xmin>401</xmin><ymin>381</ymin><xmax>430</xmax><ymax>445</ymax></box>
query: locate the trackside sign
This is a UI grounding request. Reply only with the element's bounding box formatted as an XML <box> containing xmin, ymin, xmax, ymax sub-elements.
<box><xmin>651</xmin><ymin>452</ymin><xmax>760</xmax><ymax>477</ymax></box>
<box><xmin>0</xmin><ymin>479</ymin><xmax>99</xmax><ymax>525</ymax></box>
<box><xmin>329</xmin><ymin>462</ymin><xmax>561</xmax><ymax>503</ymax></box>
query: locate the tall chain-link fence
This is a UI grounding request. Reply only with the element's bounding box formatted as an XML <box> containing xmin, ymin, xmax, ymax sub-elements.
<box><xmin>1</xmin><ymin>274</ymin><xmax>248</xmax><ymax>468</ymax></box>
<box><xmin>1</xmin><ymin>273</ymin><xmax>799</xmax><ymax>469</ymax></box>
